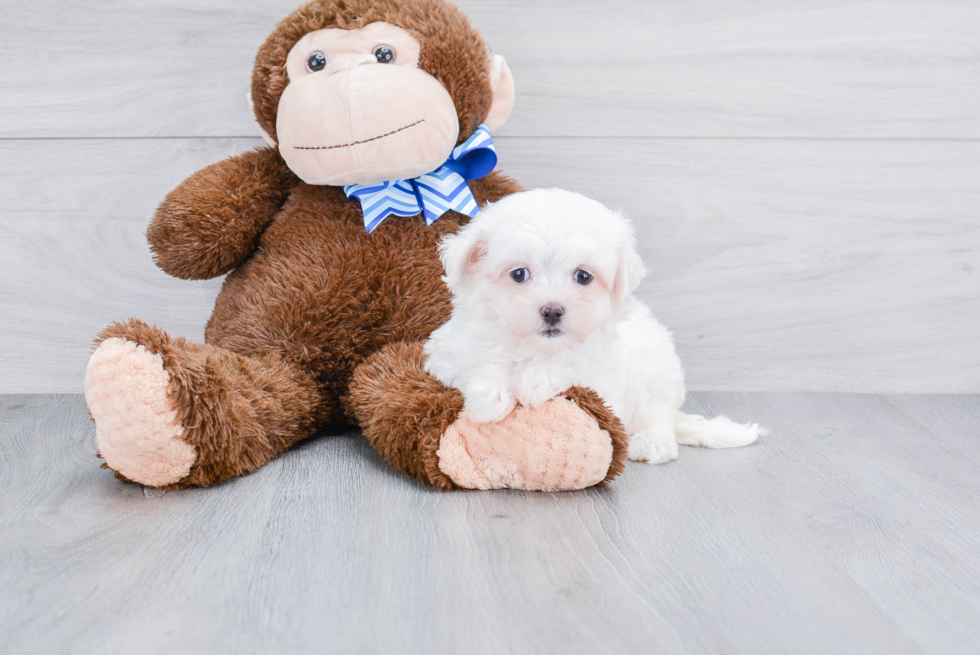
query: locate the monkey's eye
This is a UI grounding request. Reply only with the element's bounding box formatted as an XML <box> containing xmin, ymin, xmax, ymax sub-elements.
<box><xmin>373</xmin><ymin>45</ymin><xmax>395</xmax><ymax>64</ymax></box>
<box><xmin>510</xmin><ymin>268</ymin><xmax>529</xmax><ymax>283</ymax></box>
<box><xmin>307</xmin><ymin>52</ymin><xmax>327</xmax><ymax>72</ymax></box>
<box><xmin>574</xmin><ymin>270</ymin><xmax>593</xmax><ymax>286</ymax></box>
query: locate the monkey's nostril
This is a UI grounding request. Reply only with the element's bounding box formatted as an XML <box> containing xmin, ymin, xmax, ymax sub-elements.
<box><xmin>540</xmin><ymin>305</ymin><xmax>564</xmax><ymax>326</ymax></box>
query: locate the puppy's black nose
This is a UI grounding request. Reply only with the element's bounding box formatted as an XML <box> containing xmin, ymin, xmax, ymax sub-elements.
<box><xmin>541</xmin><ymin>305</ymin><xmax>564</xmax><ymax>326</ymax></box>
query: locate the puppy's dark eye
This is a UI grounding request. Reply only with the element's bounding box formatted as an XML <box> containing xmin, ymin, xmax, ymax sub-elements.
<box><xmin>574</xmin><ymin>270</ymin><xmax>593</xmax><ymax>286</ymax></box>
<box><xmin>510</xmin><ymin>268</ymin><xmax>529</xmax><ymax>283</ymax></box>
<box><xmin>373</xmin><ymin>45</ymin><xmax>395</xmax><ymax>63</ymax></box>
<box><xmin>307</xmin><ymin>52</ymin><xmax>327</xmax><ymax>72</ymax></box>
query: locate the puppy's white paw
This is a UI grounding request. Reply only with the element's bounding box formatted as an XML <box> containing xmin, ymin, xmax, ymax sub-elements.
<box><xmin>628</xmin><ymin>427</ymin><xmax>679</xmax><ymax>465</ymax></box>
<box><xmin>518</xmin><ymin>367</ymin><xmax>572</xmax><ymax>409</ymax></box>
<box><xmin>522</xmin><ymin>385</ymin><xmax>562</xmax><ymax>410</ymax></box>
<box><xmin>464</xmin><ymin>387</ymin><xmax>517</xmax><ymax>424</ymax></box>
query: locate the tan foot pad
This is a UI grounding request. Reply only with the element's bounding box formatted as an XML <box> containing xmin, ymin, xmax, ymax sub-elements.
<box><xmin>437</xmin><ymin>396</ymin><xmax>613</xmax><ymax>491</ymax></box>
<box><xmin>85</xmin><ymin>338</ymin><xmax>196</xmax><ymax>487</ymax></box>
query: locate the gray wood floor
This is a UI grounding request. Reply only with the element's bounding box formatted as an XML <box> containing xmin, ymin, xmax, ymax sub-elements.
<box><xmin>2</xmin><ymin>392</ymin><xmax>979</xmax><ymax>654</ymax></box>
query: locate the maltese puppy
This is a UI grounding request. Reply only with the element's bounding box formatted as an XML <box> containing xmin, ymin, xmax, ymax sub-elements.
<box><xmin>424</xmin><ymin>188</ymin><xmax>762</xmax><ymax>464</ymax></box>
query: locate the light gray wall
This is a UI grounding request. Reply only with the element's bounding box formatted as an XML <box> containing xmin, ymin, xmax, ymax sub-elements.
<box><xmin>1</xmin><ymin>0</ymin><xmax>978</xmax><ymax>393</ymax></box>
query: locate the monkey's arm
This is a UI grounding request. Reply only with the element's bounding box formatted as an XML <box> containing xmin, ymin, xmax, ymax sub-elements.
<box><xmin>148</xmin><ymin>147</ymin><xmax>298</xmax><ymax>280</ymax></box>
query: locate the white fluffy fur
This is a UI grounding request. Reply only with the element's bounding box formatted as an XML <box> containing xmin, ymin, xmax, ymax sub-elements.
<box><xmin>424</xmin><ymin>188</ymin><xmax>763</xmax><ymax>464</ymax></box>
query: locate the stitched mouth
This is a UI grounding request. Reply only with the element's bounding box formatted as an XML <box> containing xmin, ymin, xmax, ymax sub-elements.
<box><xmin>292</xmin><ymin>119</ymin><xmax>426</xmax><ymax>151</ymax></box>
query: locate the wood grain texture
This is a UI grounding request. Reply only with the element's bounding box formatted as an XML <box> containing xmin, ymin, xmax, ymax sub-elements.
<box><xmin>1</xmin><ymin>137</ymin><xmax>977</xmax><ymax>394</ymax></box>
<box><xmin>1</xmin><ymin>392</ymin><xmax>979</xmax><ymax>654</ymax></box>
<box><xmin>1</xmin><ymin>0</ymin><xmax>979</xmax><ymax>138</ymax></box>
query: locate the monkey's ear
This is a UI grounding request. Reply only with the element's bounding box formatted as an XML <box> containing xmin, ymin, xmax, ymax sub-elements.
<box><xmin>485</xmin><ymin>55</ymin><xmax>515</xmax><ymax>133</ymax></box>
<box><xmin>439</xmin><ymin>222</ymin><xmax>488</xmax><ymax>291</ymax></box>
<box><xmin>247</xmin><ymin>91</ymin><xmax>277</xmax><ymax>147</ymax></box>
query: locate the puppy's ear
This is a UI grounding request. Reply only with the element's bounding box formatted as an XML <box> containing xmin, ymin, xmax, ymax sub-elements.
<box><xmin>611</xmin><ymin>215</ymin><xmax>647</xmax><ymax>304</ymax></box>
<box><xmin>439</xmin><ymin>222</ymin><xmax>487</xmax><ymax>291</ymax></box>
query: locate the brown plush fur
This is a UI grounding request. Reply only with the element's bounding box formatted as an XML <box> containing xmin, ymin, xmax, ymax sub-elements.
<box><xmin>149</xmin><ymin>148</ymin><xmax>297</xmax><ymax>280</ymax></box>
<box><xmin>347</xmin><ymin>341</ymin><xmax>462</xmax><ymax>490</ymax></box>
<box><xmin>200</xmin><ymin>171</ymin><xmax>521</xmax><ymax>427</ymax></box>
<box><xmin>90</xmin><ymin>0</ymin><xmax>629</xmax><ymax>489</ymax></box>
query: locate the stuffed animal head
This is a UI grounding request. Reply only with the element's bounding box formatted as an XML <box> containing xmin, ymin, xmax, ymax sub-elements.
<box><xmin>248</xmin><ymin>0</ymin><xmax>515</xmax><ymax>186</ymax></box>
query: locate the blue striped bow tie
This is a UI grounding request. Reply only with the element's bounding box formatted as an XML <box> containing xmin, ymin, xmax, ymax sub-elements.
<box><xmin>344</xmin><ymin>124</ymin><xmax>497</xmax><ymax>233</ymax></box>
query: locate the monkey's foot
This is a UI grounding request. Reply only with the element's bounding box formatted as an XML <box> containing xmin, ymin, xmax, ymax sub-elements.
<box><xmin>349</xmin><ymin>342</ymin><xmax>629</xmax><ymax>492</ymax></box>
<box><xmin>86</xmin><ymin>319</ymin><xmax>323</xmax><ymax>489</ymax></box>
<box><xmin>85</xmin><ymin>337</ymin><xmax>196</xmax><ymax>487</ymax></box>
<box><xmin>438</xmin><ymin>394</ymin><xmax>617</xmax><ymax>491</ymax></box>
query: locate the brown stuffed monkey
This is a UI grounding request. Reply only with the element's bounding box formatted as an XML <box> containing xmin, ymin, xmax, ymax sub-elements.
<box><xmin>84</xmin><ymin>0</ymin><xmax>628</xmax><ymax>491</ymax></box>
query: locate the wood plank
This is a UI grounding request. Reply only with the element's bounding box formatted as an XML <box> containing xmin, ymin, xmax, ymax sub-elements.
<box><xmin>1</xmin><ymin>136</ymin><xmax>978</xmax><ymax>394</ymax></box>
<box><xmin>514</xmin><ymin>137</ymin><xmax>980</xmax><ymax>394</ymax></box>
<box><xmin>697</xmin><ymin>392</ymin><xmax>980</xmax><ymax>654</ymax></box>
<box><xmin>1</xmin><ymin>0</ymin><xmax>979</xmax><ymax>139</ymax></box>
<box><xmin>12</xmin><ymin>392</ymin><xmax>980</xmax><ymax>653</ymax></box>
<box><xmin>0</xmin><ymin>139</ymin><xmax>241</xmax><ymax>392</ymax></box>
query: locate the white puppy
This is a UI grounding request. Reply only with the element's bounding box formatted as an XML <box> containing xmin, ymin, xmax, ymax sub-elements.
<box><xmin>424</xmin><ymin>188</ymin><xmax>762</xmax><ymax>464</ymax></box>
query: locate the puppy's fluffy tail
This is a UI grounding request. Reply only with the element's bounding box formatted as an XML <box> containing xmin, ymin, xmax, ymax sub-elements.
<box><xmin>675</xmin><ymin>412</ymin><xmax>767</xmax><ymax>449</ymax></box>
